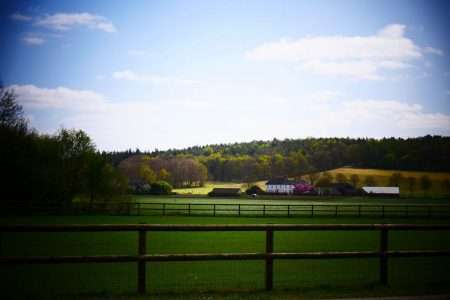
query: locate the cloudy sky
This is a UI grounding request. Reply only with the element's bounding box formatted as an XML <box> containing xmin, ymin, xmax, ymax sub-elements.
<box><xmin>1</xmin><ymin>0</ymin><xmax>449</xmax><ymax>151</ymax></box>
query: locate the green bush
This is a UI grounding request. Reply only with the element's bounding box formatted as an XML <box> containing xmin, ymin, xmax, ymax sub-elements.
<box><xmin>150</xmin><ymin>180</ymin><xmax>173</xmax><ymax>195</ymax></box>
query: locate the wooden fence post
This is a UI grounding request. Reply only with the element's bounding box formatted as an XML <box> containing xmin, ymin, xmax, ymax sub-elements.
<box><xmin>265</xmin><ymin>229</ymin><xmax>274</xmax><ymax>291</ymax></box>
<box><xmin>138</xmin><ymin>229</ymin><xmax>147</xmax><ymax>294</ymax></box>
<box><xmin>379</xmin><ymin>227</ymin><xmax>388</xmax><ymax>285</ymax></box>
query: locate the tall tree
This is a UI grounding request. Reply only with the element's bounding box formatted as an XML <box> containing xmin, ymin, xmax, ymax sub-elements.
<box><xmin>350</xmin><ymin>174</ymin><xmax>360</xmax><ymax>187</ymax></box>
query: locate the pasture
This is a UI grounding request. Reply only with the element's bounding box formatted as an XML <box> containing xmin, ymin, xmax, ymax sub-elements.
<box><xmin>1</xmin><ymin>214</ymin><xmax>450</xmax><ymax>299</ymax></box>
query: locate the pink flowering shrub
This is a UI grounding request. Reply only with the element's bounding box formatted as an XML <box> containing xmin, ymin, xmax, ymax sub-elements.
<box><xmin>293</xmin><ymin>182</ymin><xmax>315</xmax><ymax>194</ymax></box>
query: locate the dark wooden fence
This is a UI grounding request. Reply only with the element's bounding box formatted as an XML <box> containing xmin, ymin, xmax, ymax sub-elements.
<box><xmin>1</xmin><ymin>223</ymin><xmax>450</xmax><ymax>294</ymax></box>
<box><xmin>129</xmin><ymin>202</ymin><xmax>450</xmax><ymax>218</ymax></box>
<box><xmin>4</xmin><ymin>202</ymin><xmax>450</xmax><ymax>218</ymax></box>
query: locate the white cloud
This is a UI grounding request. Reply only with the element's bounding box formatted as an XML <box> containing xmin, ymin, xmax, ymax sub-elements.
<box><xmin>423</xmin><ymin>46</ymin><xmax>444</xmax><ymax>56</ymax></box>
<box><xmin>22</xmin><ymin>35</ymin><xmax>45</xmax><ymax>46</ymax></box>
<box><xmin>11</xmin><ymin>13</ymin><xmax>32</xmax><ymax>21</ymax></box>
<box><xmin>35</xmin><ymin>12</ymin><xmax>116</xmax><ymax>33</ymax></box>
<box><xmin>11</xmin><ymin>84</ymin><xmax>107</xmax><ymax>112</ymax></box>
<box><xmin>112</xmin><ymin>70</ymin><xmax>200</xmax><ymax>85</ymax></box>
<box><xmin>246</xmin><ymin>24</ymin><xmax>432</xmax><ymax>80</ymax></box>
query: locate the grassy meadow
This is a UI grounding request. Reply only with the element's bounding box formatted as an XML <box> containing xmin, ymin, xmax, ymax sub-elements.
<box><xmin>2</xmin><ymin>214</ymin><xmax>450</xmax><ymax>299</ymax></box>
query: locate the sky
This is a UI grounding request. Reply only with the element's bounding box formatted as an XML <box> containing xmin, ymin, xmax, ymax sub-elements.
<box><xmin>1</xmin><ymin>0</ymin><xmax>449</xmax><ymax>151</ymax></box>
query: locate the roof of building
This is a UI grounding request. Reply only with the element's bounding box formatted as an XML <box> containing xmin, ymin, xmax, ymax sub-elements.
<box><xmin>362</xmin><ymin>186</ymin><xmax>400</xmax><ymax>194</ymax></box>
<box><xmin>266</xmin><ymin>178</ymin><xmax>306</xmax><ymax>185</ymax></box>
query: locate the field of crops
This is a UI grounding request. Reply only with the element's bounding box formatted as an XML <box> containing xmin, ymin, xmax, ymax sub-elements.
<box><xmin>2</xmin><ymin>214</ymin><xmax>450</xmax><ymax>299</ymax></box>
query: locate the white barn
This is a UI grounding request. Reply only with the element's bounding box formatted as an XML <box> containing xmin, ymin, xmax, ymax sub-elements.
<box><xmin>362</xmin><ymin>186</ymin><xmax>400</xmax><ymax>197</ymax></box>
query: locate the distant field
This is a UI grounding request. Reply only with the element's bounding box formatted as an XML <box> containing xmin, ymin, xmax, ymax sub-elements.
<box><xmin>173</xmin><ymin>181</ymin><xmax>267</xmax><ymax>195</ymax></box>
<box><xmin>173</xmin><ymin>168</ymin><xmax>450</xmax><ymax>197</ymax></box>
<box><xmin>2</xmin><ymin>215</ymin><xmax>450</xmax><ymax>299</ymax></box>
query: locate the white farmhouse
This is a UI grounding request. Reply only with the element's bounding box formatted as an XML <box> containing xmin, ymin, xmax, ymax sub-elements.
<box><xmin>266</xmin><ymin>178</ymin><xmax>304</xmax><ymax>195</ymax></box>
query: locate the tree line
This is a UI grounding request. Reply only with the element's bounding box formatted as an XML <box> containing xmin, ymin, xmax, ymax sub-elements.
<box><xmin>107</xmin><ymin>136</ymin><xmax>450</xmax><ymax>183</ymax></box>
<box><xmin>0</xmin><ymin>86</ymin><xmax>128</xmax><ymax>210</ymax></box>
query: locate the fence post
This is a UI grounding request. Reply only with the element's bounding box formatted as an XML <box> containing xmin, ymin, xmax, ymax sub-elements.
<box><xmin>162</xmin><ymin>203</ymin><xmax>166</xmax><ymax>216</ymax></box>
<box><xmin>238</xmin><ymin>204</ymin><xmax>241</xmax><ymax>217</ymax></box>
<box><xmin>311</xmin><ymin>205</ymin><xmax>314</xmax><ymax>217</ymax></box>
<box><xmin>265</xmin><ymin>229</ymin><xmax>274</xmax><ymax>291</ymax></box>
<box><xmin>263</xmin><ymin>205</ymin><xmax>266</xmax><ymax>217</ymax></box>
<box><xmin>213</xmin><ymin>204</ymin><xmax>216</xmax><ymax>217</ymax></box>
<box><xmin>287</xmin><ymin>205</ymin><xmax>290</xmax><ymax>217</ymax></box>
<box><xmin>379</xmin><ymin>227</ymin><xmax>388</xmax><ymax>285</ymax></box>
<box><xmin>188</xmin><ymin>203</ymin><xmax>191</xmax><ymax>216</ymax></box>
<box><xmin>138</xmin><ymin>228</ymin><xmax>147</xmax><ymax>294</ymax></box>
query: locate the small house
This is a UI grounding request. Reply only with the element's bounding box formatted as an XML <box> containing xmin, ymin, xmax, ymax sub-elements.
<box><xmin>362</xmin><ymin>186</ymin><xmax>400</xmax><ymax>197</ymax></box>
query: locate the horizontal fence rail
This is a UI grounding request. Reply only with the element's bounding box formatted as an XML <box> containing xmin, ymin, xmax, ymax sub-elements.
<box><xmin>120</xmin><ymin>202</ymin><xmax>450</xmax><ymax>218</ymax></box>
<box><xmin>1</xmin><ymin>224</ymin><xmax>450</xmax><ymax>294</ymax></box>
<box><xmin>4</xmin><ymin>202</ymin><xmax>450</xmax><ymax>219</ymax></box>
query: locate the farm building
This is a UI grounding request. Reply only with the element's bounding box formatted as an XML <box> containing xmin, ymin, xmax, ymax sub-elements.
<box><xmin>208</xmin><ymin>188</ymin><xmax>241</xmax><ymax>197</ymax></box>
<box><xmin>317</xmin><ymin>182</ymin><xmax>357</xmax><ymax>196</ymax></box>
<box><xmin>362</xmin><ymin>186</ymin><xmax>400</xmax><ymax>197</ymax></box>
<box><xmin>266</xmin><ymin>178</ymin><xmax>307</xmax><ymax>195</ymax></box>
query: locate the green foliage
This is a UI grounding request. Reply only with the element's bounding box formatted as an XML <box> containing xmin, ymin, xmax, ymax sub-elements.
<box><xmin>388</xmin><ymin>172</ymin><xmax>404</xmax><ymax>186</ymax></box>
<box><xmin>420</xmin><ymin>175</ymin><xmax>432</xmax><ymax>195</ymax></box>
<box><xmin>335</xmin><ymin>173</ymin><xmax>347</xmax><ymax>183</ymax></box>
<box><xmin>150</xmin><ymin>180</ymin><xmax>173</xmax><ymax>195</ymax></box>
<box><xmin>0</xmin><ymin>87</ymin><xmax>127</xmax><ymax>210</ymax></box>
<box><xmin>139</xmin><ymin>164</ymin><xmax>157</xmax><ymax>184</ymax></box>
<box><xmin>406</xmin><ymin>176</ymin><xmax>417</xmax><ymax>194</ymax></box>
<box><xmin>110</xmin><ymin>136</ymin><xmax>450</xmax><ymax>183</ymax></box>
<box><xmin>364</xmin><ymin>175</ymin><xmax>377</xmax><ymax>186</ymax></box>
<box><xmin>350</xmin><ymin>174</ymin><xmax>360</xmax><ymax>187</ymax></box>
<box><xmin>316</xmin><ymin>172</ymin><xmax>333</xmax><ymax>187</ymax></box>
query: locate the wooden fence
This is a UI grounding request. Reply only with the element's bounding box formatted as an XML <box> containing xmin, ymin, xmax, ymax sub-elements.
<box><xmin>128</xmin><ymin>202</ymin><xmax>450</xmax><ymax>218</ymax></box>
<box><xmin>4</xmin><ymin>202</ymin><xmax>450</xmax><ymax>218</ymax></box>
<box><xmin>1</xmin><ymin>223</ymin><xmax>450</xmax><ymax>294</ymax></box>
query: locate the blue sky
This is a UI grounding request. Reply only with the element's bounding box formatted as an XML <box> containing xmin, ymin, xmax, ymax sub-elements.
<box><xmin>1</xmin><ymin>0</ymin><xmax>449</xmax><ymax>150</ymax></box>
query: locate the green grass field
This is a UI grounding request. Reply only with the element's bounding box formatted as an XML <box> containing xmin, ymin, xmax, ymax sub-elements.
<box><xmin>2</xmin><ymin>214</ymin><xmax>450</xmax><ymax>299</ymax></box>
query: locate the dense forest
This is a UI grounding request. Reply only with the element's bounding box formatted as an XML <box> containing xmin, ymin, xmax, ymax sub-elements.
<box><xmin>107</xmin><ymin>136</ymin><xmax>450</xmax><ymax>183</ymax></box>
